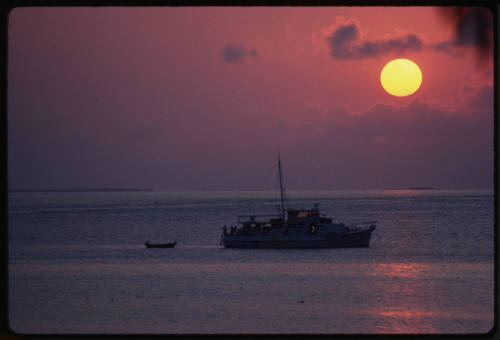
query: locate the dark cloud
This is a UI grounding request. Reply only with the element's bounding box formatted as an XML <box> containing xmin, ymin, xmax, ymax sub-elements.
<box><xmin>435</xmin><ymin>7</ymin><xmax>493</xmax><ymax>64</ymax></box>
<box><xmin>325</xmin><ymin>105</ymin><xmax>353</xmax><ymax>128</ymax></box>
<box><xmin>454</xmin><ymin>7</ymin><xmax>493</xmax><ymax>48</ymax></box>
<box><xmin>220</xmin><ymin>44</ymin><xmax>259</xmax><ymax>63</ymax></box>
<box><xmin>321</xmin><ymin>99</ymin><xmax>491</xmax><ymax>139</ymax></box>
<box><xmin>329</xmin><ymin>23</ymin><xmax>359</xmax><ymax>49</ymax></box>
<box><xmin>328</xmin><ymin>11</ymin><xmax>492</xmax><ymax>63</ymax></box>
<box><xmin>269</xmin><ymin>99</ymin><xmax>492</xmax><ymax>189</ymax></box>
<box><xmin>326</xmin><ymin>21</ymin><xmax>423</xmax><ymax>60</ymax></box>
<box><xmin>430</xmin><ymin>40</ymin><xmax>459</xmax><ymax>56</ymax></box>
<box><xmin>461</xmin><ymin>84</ymin><xmax>493</xmax><ymax>109</ymax></box>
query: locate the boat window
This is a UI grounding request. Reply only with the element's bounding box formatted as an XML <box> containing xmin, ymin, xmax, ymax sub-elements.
<box><xmin>298</xmin><ymin>211</ymin><xmax>309</xmax><ymax>218</ymax></box>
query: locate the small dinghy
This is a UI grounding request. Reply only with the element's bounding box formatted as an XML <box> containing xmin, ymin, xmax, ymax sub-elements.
<box><xmin>144</xmin><ymin>241</ymin><xmax>177</xmax><ymax>248</ymax></box>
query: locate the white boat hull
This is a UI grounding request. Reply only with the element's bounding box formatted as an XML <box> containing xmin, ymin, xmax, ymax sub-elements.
<box><xmin>222</xmin><ymin>225</ymin><xmax>375</xmax><ymax>249</ymax></box>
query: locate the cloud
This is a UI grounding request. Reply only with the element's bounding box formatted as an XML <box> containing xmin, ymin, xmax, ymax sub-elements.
<box><xmin>316</xmin><ymin>99</ymin><xmax>491</xmax><ymax>141</ymax></box>
<box><xmin>220</xmin><ymin>44</ymin><xmax>259</xmax><ymax>63</ymax></box>
<box><xmin>434</xmin><ymin>7</ymin><xmax>493</xmax><ymax>63</ymax></box>
<box><xmin>326</xmin><ymin>20</ymin><xmax>423</xmax><ymax>60</ymax></box>
<box><xmin>460</xmin><ymin>84</ymin><xmax>493</xmax><ymax>109</ymax></box>
<box><xmin>325</xmin><ymin>105</ymin><xmax>352</xmax><ymax>123</ymax></box>
<box><xmin>430</xmin><ymin>40</ymin><xmax>460</xmax><ymax>56</ymax></box>
<box><xmin>262</xmin><ymin>98</ymin><xmax>492</xmax><ymax>190</ymax></box>
<box><xmin>450</xmin><ymin>7</ymin><xmax>493</xmax><ymax>48</ymax></box>
<box><xmin>325</xmin><ymin>11</ymin><xmax>493</xmax><ymax>63</ymax></box>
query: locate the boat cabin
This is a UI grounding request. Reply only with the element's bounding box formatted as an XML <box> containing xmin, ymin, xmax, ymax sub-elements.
<box><xmin>287</xmin><ymin>208</ymin><xmax>320</xmax><ymax>224</ymax></box>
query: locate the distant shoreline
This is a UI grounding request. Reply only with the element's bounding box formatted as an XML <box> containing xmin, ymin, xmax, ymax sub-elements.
<box><xmin>9</xmin><ymin>188</ymin><xmax>154</xmax><ymax>193</ymax></box>
<box><xmin>9</xmin><ymin>188</ymin><xmax>494</xmax><ymax>193</ymax></box>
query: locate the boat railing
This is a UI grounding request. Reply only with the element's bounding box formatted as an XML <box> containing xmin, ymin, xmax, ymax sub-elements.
<box><xmin>238</xmin><ymin>214</ymin><xmax>281</xmax><ymax>223</ymax></box>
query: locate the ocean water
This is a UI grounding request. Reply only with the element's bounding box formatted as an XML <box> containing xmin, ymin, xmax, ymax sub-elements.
<box><xmin>8</xmin><ymin>190</ymin><xmax>494</xmax><ymax>334</ymax></box>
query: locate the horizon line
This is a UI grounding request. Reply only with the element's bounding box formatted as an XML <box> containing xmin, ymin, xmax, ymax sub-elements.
<box><xmin>8</xmin><ymin>187</ymin><xmax>494</xmax><ymax>193</ymax></box>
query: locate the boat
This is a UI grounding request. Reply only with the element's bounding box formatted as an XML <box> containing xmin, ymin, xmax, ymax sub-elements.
<box><xmin>220</xmin><ymin>156</ymin><xmax>376</xmax><ymax>248</ymax></box>
<box><xmin>144</xmin><ymin>241</ymin><xmax>177</xmax><ymax>248</ymax></box>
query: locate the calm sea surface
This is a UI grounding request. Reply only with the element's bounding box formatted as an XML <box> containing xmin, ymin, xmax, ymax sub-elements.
<box><xmin>8</xmin><ymin>190</ymin><xmax>494</xmax><ymax>334</ymax></box>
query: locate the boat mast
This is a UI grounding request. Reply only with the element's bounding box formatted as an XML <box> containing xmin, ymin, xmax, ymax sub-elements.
<box><xmin>278</xmin><ymin>154</ymin><xmax>285</xmax><ymax>221</ymax></box>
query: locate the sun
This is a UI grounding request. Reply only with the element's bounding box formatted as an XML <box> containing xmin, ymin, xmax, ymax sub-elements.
<box><xmin>380</xmin><ymin>59</ymin><xmax>422</xmax><ymax>97</ymax></box>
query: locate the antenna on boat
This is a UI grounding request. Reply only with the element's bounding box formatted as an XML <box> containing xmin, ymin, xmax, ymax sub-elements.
<box><xmin>313</xmin><ymin>177</ymin><xmax>317</xmax><ymax>203</ymax></box>
<box><xmin>278</xmin><ymin>153</ymin><xmax>285</xmax><ymax>221</ymax></box>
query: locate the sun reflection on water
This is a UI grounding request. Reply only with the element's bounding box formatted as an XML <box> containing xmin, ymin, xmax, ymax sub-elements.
<box><xmin>371</xmin><ymin>262</ymin><xmax>431</xmax><ymax>277</ymax></box>
<box><xmin>368</xmin><ymin>261</ymin><xmax>438</xmax><ymax>333</ymax></box>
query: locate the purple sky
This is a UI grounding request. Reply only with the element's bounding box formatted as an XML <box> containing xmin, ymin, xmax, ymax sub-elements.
<box><xmin>8</xmin><ymin>7</ymin><xmax>494</xmax><ymax>190</ymax></box>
